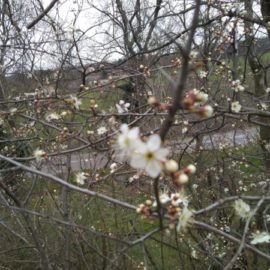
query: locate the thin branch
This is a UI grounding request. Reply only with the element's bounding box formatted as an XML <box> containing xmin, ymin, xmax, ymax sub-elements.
<box><xmin>27</xmin><ymin>0</ymin><xmax>59</xmax><ymax>29</ymax></box>
<box><xmin>223</xmin><ymin>197</ymin><xmax>265</xmax><ymax>270</ymax></box>
<box><xmin>0</xmin><ymin>154</ymin><xmax>137</xmax><ymax>211</ymax></box>
<box><xmin>194</xmin><ymin>221</ymin><xmax>270</xmax><ymax>262</ymax></box>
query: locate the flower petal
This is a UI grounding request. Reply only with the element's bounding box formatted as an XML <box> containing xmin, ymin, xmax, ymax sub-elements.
<box><xmin>145</xmin><ymin>160</ymin><xmax>162</xmax><ymax>178</ymax></box>
<box><xmin>147</xmin><ymin>134</ymin><xmax>161</xmax><ymax>151</ymax></box>
<box><xmin>116</xmin><ymin>104</ymin><xmax>124</xmax><ymax>113</ymax></box>
<box><xmin>120</xmin><ymin>124</ymin><xmax>128</xmax><ymax>133</ymax></box>
<box><xmin>155</xmin><ymin>148</ymin><xmax>169</xmax><ymax>160</ymax></box>
<box><xmin>128</xmin><ymin>127</ymin><xmax>139</xmax><ymax>140</ymax></box>
<box><xmin>251</xmin><ymin>232</ymin><xmax>270</xmax><ymax>245</ymax></box>
<box><xmin>130</xmin><ymin>154</ymin><xmax>146</xmax><ymax>169</ymax></box>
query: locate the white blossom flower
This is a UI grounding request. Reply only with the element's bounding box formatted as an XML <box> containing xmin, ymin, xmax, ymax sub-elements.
<box><xmin>34</xmin><ymin>149</ymin><xmax>46</xmax><ymax>161</ymax></box>
<box><xmin>171</xmin><ymin>193</ymin><xmax>189</xmax><ymax>207</ymax></box>
<box><xmin>108</xmin><ymin>116</ymin><xmax>116</xmax><ymax>125</ymax></box>
<box><xmin>182</xmin><ymin>127</ymin><xmax>188</xmax><ymax>134</ymax></box>
<box><xmin>45</xmin><ymin>113</ymin><xmax>61</xmax><ymax>121</ymax></box>
<box><xmin>266</xmin><ymin>87</ymin><xmax>270</xmax><ymax>93</ymax></box>
<box><xmin>26</xmin><ymin>73</ymin><xmax>32</xmax><ymax>79</ymax></box>
<box><xmin>234</xmin><ymin>199</ymin><xmax>251</xmax><ymax>219</ymax></box>
<box><xmin>117</xmin><ymin>124</ymin><xmax>141</xmax><ymax>154</ymax></box>
<box><xmin>191</xmin><ymin>249</ymin><xmax>198</xmax><ymax>259</ymax></box>
<box><xmin>70</xmin><ymin>95</ymin><xmax>82</xmax><ymax>109</ymax></box>
<box><xmin>110</xmin><ymin>163</ymin><xmax>117</xmax><ymax>173</ymax></box>
<box><xmin>251</xmin><ymin>231</ymin><xmax>270</xmax><ymax>245</ymax></box>
<box><xmin>130</xmin><ymin>134</ymin><xmax>169</xmax><ymax>178</ymax></box>
<box><xmin>10</xmin><ymin>108</ymin><xmax>17</xmax><ymax>115</ymax></box>
<box><xmin>116</xmin><ymin>100</ymin><xmax>130</xmax><ymax>113</ymax></box>
<box><xmin>231</xmin><ymin>101</ymin><xmax>241</xmax><ymax>113</ymax></box>
<box><xmin>128</xmin><ymin>174</ymin><xmax>139</xmax><ymax>183</ymax></box>
<box><xmin>75</xmin><ymin>172</ymin><xmax>87</xmax><ymax>185</ymax></box>
<box><xmin>190</xmin><ymin>50</ymin><xmax>198</xmax><ymax>59</ymax></box>
<box><xmin>265</xmin><ymin>143</ymin><xmax>270</xmax><ymax>151</ymax></box>
<box><xmin>260</xmin><ymin>102</ymin><xmax>268</xmax><ymax>110</ymax></box>
<box><xmin>154</xmin><ymin>192</ymin><xmax>189</xmax><ymax>208</ymax></box>
<box><xmin>198</xmin><ymin>70</ymin><xmax>207</xmax><ymax>79</ymax></box>
<box><xmin>232</xmin><ymin>80</ymin><xmax>245</xmax><ymax>92</ymax></box>
<box><xmin>87</xmin><ymin>130</ymin><xmax>94</xmax><ymax>135</ymax></box>
<box><xmin>0</xmin><ymin>118</ymin><xmax>4</xmax><ymax>125</ymax></box>
<box><xmin>159</xmin><ymin>193</ymin><xmax>171</xmax><ymax>204</ymax></box>
<box><xmin>177</xmin><ymin>207</ymin><xmax>193</xmax><ymax>232</ymax></box>
<box><xmin>97</xmin><ymin>126</ymin><xmax>107</xmax><ymax>135</ymax></box>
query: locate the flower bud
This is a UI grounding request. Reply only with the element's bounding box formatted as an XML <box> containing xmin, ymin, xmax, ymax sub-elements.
<box><xmin>145</xmin><ymin>200</ymin><xmax>152</xmax><ymax>206</ymax></box>
<box><xmin>148</xmin><ymin>96</ymin><xmax>158</xmax><ymax>106</ymax></box>
<box><xmin>186</xmin><ymin>164</ymin><xmax>196</xmax><ymax>174</ymax></box>
<box><xmin>177</xmin><ymin>173</ymin><xmax>189</xmax><ymax>184</ymax></box>
<box><xmin>199</xmin><ymin>105</ymin><xmax>213</xmax><ymax>118</ymax></box>
<box><xmin>165</xmin><ymin>159</ymin><xmax>179</xmax><ymax>172</ymax></box>
<box><xmin>196</xmin><ymin>92</ymin><xmax>208</xmax><ymax>103</ymax></box>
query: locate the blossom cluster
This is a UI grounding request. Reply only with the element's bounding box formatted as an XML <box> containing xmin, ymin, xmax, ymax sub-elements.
<box><xmin>251</xmin><ymin>231</ymin><xmax>270</xmax><ymax>245</ymax></box>
<box><xmin>233</xmin><ymin>199</ymin><xmax>270</xmax><ymax>245</ymax></box>
<box><xmin>137</xmin><ymin>192</ymin><xmax>193</xmax><ymax>232</ymax></box>
<box><xmin>116</xmin><ymin>100</ymin><xmax>130</xmax><ymax>113</ymax></box>
<box><xmin>34</xmin><ymin>149</ymin><xmax>48</xmax><ymax>161</ymax></box>
<box><xmin>117</xmin><ymin>124</ymin><xmax>197</xmax><ymax>184</ymax></box>
<box><xmin>139</xmin><ymin>64</ymin><xmax>150</xmax><ymax>76</ymax></box>
<box><xmin>147</xmin><ymin>96</ymin><xmax>172</xmax><ymax>111</ymax></box>
<box><xmin>75</xmin><ymin>172</ymin><xmax>89</xmax><ymax>185</ymax></box>
<box><xmin>231</xmin><ymin>80</ymin><xmax>245</xmax><ymax>92</ymax></box>
<box><xmin>118</xmin><ymin>124</ymin><xmax>169</xmax><ymax>178</ymax></box>
<box><xmin>65</xmin><ymin>95</ymin><xmax>82</xmax><ymax>110</ymax></box>
<box><xmin>183</xmin><ymin>89</ymin><xmax>213</xmax><ymax>118</ymax></box>
<box><xmin>117</xmin><ymin>123</ymin><xmax>197</xmax><ymax>231</ymax></box>
<box><xmin>234</xmin><ymin>199</ymin><xmax>251</xmax><ymax>219</ymax></box>
<box><xmin>231</xmin><ymin>101</ymin><xmax>241</xmax><ymax>113</ymax></box>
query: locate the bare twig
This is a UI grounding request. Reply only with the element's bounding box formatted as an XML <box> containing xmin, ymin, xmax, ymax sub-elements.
<box><xmin>27</xmin><ymin>0</ymin><xmax>59</xmax><ymax>29</ymax></box>
<box><xmin>0</xmin><ymin>154</ymin><xmax>137</xmax><ymax>211</ymax></box>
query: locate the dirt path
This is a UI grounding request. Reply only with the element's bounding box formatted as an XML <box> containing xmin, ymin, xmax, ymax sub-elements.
<box><xmin>42</xmin><ymin>128</ymin><xmax>258</xmax><ymax>173</ymax></box>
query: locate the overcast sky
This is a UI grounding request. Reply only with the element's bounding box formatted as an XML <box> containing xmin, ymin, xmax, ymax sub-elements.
<box><xmin>9</xmin><ymin>1</ymin><xmax>268</xmax><ymax>71</ymax></box>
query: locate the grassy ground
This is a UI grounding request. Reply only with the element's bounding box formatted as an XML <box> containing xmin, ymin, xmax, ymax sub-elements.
<box><xmin>1</xmin><ymin>56</ymin><xmax>270</xmax><ymax>268</ymax></box>
<box><xmin>0</xmin><ymin>141</ymin><xmax>267</xmax><ymax>269</ymax></box>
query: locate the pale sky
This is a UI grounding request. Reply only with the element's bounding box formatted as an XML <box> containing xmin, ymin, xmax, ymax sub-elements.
<box><xmin>17</xmin><ymin>0</ymin><xmax>270</xmax><ymax>69</ymax></box>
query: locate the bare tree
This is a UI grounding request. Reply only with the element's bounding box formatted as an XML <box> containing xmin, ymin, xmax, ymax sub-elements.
<box><xmin>1</xmin><ymin>1</ymin><xmax>270</xmax><ymax>269</ymax></box>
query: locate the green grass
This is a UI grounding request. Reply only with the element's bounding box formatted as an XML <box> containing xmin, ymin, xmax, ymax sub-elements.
<box><xmin>1</xmin><ymin>66</ymin><xmax>269</xmax><ymax>269</ymax></box>
<box><xmin>1</xmin><ymin>141</ymin><xmax>266</xmax><ymax>269</ymax></box>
